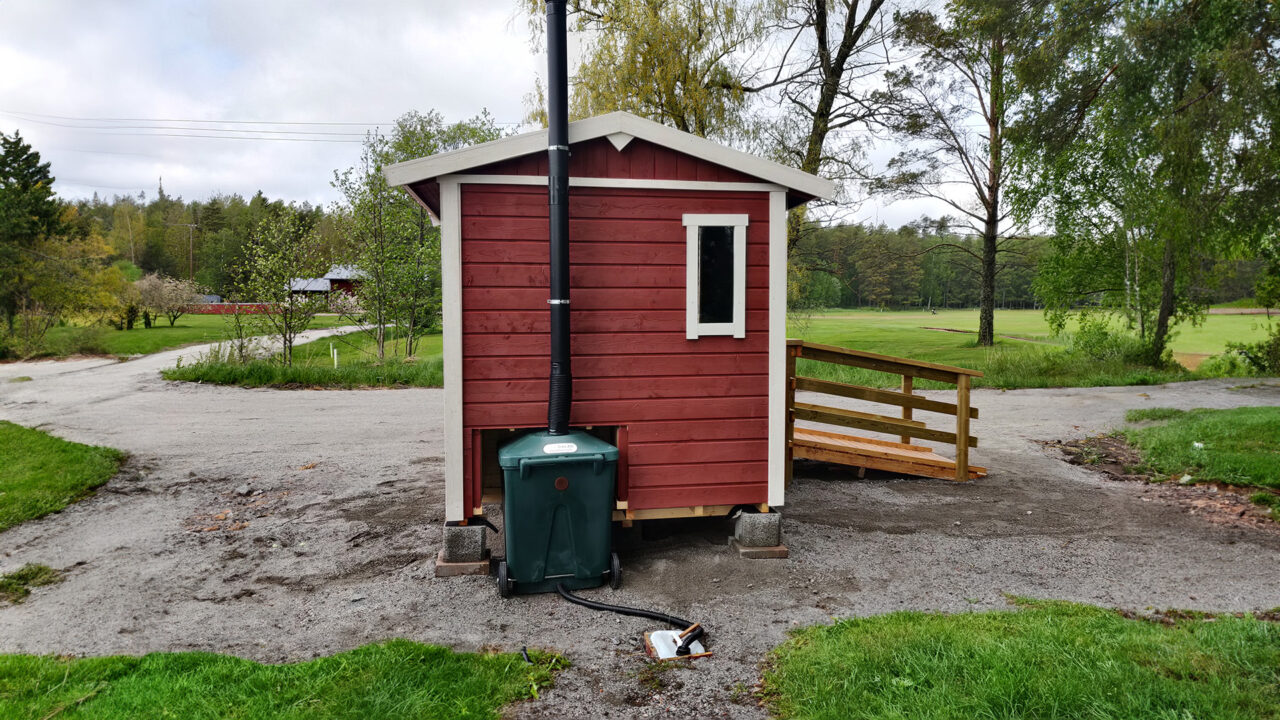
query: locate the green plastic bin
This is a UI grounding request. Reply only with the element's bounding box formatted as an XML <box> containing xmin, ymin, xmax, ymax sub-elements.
<box><xmin>496</xmin><ymin>430</ymin><xmax>619</xmax><ymax>596</ymax></box>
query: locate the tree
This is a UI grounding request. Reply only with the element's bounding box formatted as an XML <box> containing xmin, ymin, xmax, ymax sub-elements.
<box><xmin>873</xmin><ymin>0</ymin><xmax>1028</xmax><ymax>346</ymax></box>
<box><xmin>237</xmin><ymin>208</ymin><xmax>329</xmax><ymax>366</ymax></box>
<box><xmin>8</xmin><ymin>207</ymin><xmax>126</xmax><ymax>357</ymax></box>
<box><xmin>521</xmin><ymin>0</ymin><xmax>894</xmax><ymax>186</ymax></box>
<box><xmin>0</xmin><ymin>131</ymin><xmax>63</xmax><ymax>334</ymax></box>
<box><xmin>334</xmin><ymin>110</ymin><xmax>502</xmax><ymax>359</ymax></box>
<box><xmin>108</xmin><ymin>200</ymin><xmax>144</xmax><ymax>265</ymax></box>
<box><xmin>136</xmin><ymin>273</ymin><xmax>201</xmax><ymax>328</ymax></box>
<box><xmin>1015</xmin><ymin>0</ymin><xmax>1280</xmax><ymax>361</ymax></box>
<box><xmin>521</xmin><ymin>0</ymin><xmax>759</xmax><ymax>138</ymax></box>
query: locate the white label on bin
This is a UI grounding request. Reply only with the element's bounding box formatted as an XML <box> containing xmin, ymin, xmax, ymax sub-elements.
<box><xmin>542</xmin><ymin>442</ymin><xmax>578</xmax><ymax>454</ymax></box>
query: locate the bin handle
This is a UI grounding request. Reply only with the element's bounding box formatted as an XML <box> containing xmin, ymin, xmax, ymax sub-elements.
<box><xmin>518</xmin><ymin>453</ymin><xmax>608</xmax><ymax>479</ymax></box>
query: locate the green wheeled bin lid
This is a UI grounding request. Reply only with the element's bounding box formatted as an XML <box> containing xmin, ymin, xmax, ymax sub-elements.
<box><xmin>497</xmin><ymin>430</ymin><xmax>619</xmax><ymax>469</ymax></box>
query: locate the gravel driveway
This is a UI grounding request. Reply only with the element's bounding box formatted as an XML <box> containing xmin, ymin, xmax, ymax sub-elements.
<box><xmin>1</xmin><ymin>341</ymin><xmax>1278</xmax><ymax>719</ymax></box>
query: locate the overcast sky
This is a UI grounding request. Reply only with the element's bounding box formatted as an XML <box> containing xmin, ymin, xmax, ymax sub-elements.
<box><xmin>1</xmin><ymin>0</ymin><xmax>942</xmax><ymax>227</ymax></box>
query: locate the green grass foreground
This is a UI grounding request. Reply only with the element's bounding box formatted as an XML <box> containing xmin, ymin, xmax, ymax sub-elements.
<box><xmin>0</xmin><ymin>422</ymin><xmax>125</xmax><ymax>532</ymax></box>
<box><xmin>39</xmin><ymin>314</ymin><xmax>349</xmax><ymax>358</ymax></box>
<box><xmin>762</xmin><ymin>600</ymin><xmax>1280</xmax><ymax>720</ymax></box>
<box><xmin>1123</xmin><ymin>406</ymin><xmax>1280</xmax><ymax>490</ymax></box>
<box><xmin>0</xmin><ymin>640</ymin><xmax>565</xmax><ymax>720</ymax></box>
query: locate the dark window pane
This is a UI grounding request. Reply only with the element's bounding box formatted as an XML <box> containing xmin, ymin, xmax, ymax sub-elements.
<box><xmin>698</xmin><ymin>226</ymin><xmax>734</xmax><ymax>324</ymax></box>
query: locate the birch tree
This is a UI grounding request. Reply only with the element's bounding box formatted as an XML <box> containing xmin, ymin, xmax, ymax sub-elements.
<box><xmin>1015</xmin><ymin>0</ymin><xmax>1280</xmax><ymax>362</ymax></box>
<box><xmin>237</xmin><ymin>208</ymin><xmax>328</xmax><ymax>366</ymax></box>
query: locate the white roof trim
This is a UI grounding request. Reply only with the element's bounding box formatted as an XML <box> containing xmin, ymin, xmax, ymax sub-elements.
<box><xmin>605</xmin><ymin>132</ymin><xmax>635</xmax><ymax>152</ymax></box>
<box><xmin>383</xmin><ymin>111</ymin><xmax>835</xmax><ymax>201</ymax></box>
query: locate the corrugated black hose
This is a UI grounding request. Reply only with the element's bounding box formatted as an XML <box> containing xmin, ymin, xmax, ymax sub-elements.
<box><xmin>555</xmin><ymin>583</ymin><xmax>706</xmax><ymax>656</ymax></box>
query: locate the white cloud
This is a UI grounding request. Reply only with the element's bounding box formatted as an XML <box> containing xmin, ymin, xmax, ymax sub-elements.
<box><xmin>0</xmin><ymin>0</ymin><xmax>945</xmax><ymax>228</ymax></box>
<box><xmin>0</xmin><ymin>0</ymin><xmax>538</xmax><ymax>204</ymax></box>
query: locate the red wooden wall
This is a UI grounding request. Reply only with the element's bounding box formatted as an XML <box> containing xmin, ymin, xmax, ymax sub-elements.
<box><xmin>460</xmin><ymin>181</ymin><xmax>771</xmax><ymax>512</ymax></box>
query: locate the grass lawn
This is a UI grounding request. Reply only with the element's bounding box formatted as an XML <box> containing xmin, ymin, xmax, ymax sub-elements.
<box><xmin>0</xmin><ymin>421</ymin><xmax>125</xmax><ymax>532</ymax></box>
<box><xmin>164</xmin><ymin>309</ymin><xmax>1274</xmax><ymax>391</ymax></box>
<box><xmin>1122</xmin><ymin>407</ymin><xmax>1280</xmax><ymax>490</ymax></box>
<box><xmin>0</xmin><ymin>640</ymin><xmax>564</xmax><ymax>719</ymax></box>
<box><xmin>163</xmin><ymin>328</ymin><xmax>443</xmax><ymax>389</ymax></box>
<box><xmin>762</xmin><ymin>600</ymin><xmax>1280</xmax><ymax>720</ymax></box>
<box><xmin>790</xmin><ymin>309</ymin><xmax>1275</xmax><ymax>389</ymax></box>
<box><xmin>39</xmin><ymin>314</ymin><xmax>350</xmax><ymax>358</ymax></box>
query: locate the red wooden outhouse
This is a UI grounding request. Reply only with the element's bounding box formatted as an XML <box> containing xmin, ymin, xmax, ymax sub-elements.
<box><xmin>385</xmin><ymin>112</ymin><xmax>834</xmax><ymax>524</ymax></box>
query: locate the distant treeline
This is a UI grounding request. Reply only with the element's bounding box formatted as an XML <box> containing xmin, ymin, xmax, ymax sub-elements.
<box><xmin>65</xmin><ymin>186</ymin><xmax>1265</xmax><ymax>314</ymax></box>
<box><xmin>69</xmin><ymin>186</ymin><xmax>344</xmax><ymax>299</ymax></box>
<box><xmin>789</xmin><ymin>222</ymin><xmax>1263</xmax><ymax>312</ymax></box>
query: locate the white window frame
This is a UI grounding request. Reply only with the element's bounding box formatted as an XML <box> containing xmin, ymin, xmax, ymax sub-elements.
<box><xmin>684</xmin><ymin>213</ymin><xmax>748</xmax><ymax>339</ymax></box>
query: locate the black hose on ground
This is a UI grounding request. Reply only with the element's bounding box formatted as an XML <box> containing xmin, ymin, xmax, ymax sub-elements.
<box><xmin>555</xmin><ymin>583</ymin><xmax>706</xmax><ymax>656</ymax></box>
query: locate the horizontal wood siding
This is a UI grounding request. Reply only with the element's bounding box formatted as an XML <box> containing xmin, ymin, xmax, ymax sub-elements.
<box><xmin>461</xmin><ymin>183</ymin><xmax>769</xmax><ymax>510</ymax></box>
<box><xmin>467</xmin><ymin>137</ymin><xmax>757</xmax><ymax>183</ymax></box>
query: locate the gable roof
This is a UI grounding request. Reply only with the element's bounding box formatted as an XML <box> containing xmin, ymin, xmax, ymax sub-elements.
<box><xmin>323</xmin><ymin>264</ymin><xmax>365</xmax><ymax>281</ymax></box>
<box><xmin>383</xmin><ymin>111</ymin><xmax>836</xmax><ymax>202</ymax></box>
<box><xmin>289</xmin><ymin>278</ymin><xmax>330</xmax><ymax>292</ymax></box>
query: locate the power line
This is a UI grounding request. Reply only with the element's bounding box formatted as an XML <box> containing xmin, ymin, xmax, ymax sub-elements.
<box><xmin>1</xmin><ymin>108</ymin><xmax>526</xmax><ymax>127</ymax></box>
<box><xmin>87</xmin><ymin>131</ymin><xmax>361</xmax><ymax>143</ymax></box>
<box><xmin>1</xmin><ymin>108</ymin><xmax>395</xmax><ymax>127</ymax></box>
<box><xmin>0</xmin><ymin>113</ymin><xmax>370</xmax><ymax>137</ymax></box>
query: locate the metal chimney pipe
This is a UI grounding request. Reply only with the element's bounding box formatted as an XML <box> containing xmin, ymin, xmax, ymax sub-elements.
<box><xmin>546</xmin><ymin>0</ymin><xmax>572</xmax><ymax>435</ymax></box>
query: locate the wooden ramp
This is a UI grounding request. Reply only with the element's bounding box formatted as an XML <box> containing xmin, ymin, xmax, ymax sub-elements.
<box><xmin>792</xmin><ymin>427</ymin><xmax>986</xmax><ymax>480</ymax></box>
<box><xmin>785</xmin><ymin>340</ymin><xmax>986</xmax><ymax>483</ymax></box>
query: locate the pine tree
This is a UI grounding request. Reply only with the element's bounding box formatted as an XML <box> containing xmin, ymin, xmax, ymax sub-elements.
<box><xmin>0</xmin><ymin>131</ymin><xmax>63</xmax><ymax>332</ymax></box>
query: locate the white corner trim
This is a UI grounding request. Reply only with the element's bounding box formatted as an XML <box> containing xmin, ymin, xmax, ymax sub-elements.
<box><xmin>383</xmin><ymin>111</ymin><xmax>835</xmax><ymax>200</ymax></box>
<box><xmin>684</xmin><ymin>214</ymin><xmax>749</xmax><ymax>340</ymax></box>
<box><xmin>767</xmin><ymin>190</ymin><xmax>786</xmax><ymax>508</ymax></box>
<box><xmin>605</xmin><ymin>132</ymin><xmax>635</xmax><ymax>151</ymax></box>
<box><xmin>440</xmin><ymin>178</ymin><xmax>465</xmax><ymax>522</ymax></box>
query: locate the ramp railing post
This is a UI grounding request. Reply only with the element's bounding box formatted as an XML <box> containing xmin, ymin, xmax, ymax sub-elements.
<box><xmin>955</xmin><ymin>374</ymin><xmax>971</xmax><ymax>481</ymax></box>
<box><xmin>899</xmin><ymin>375</ymin><xmax>913</xmax><ymax>444</ymax></box>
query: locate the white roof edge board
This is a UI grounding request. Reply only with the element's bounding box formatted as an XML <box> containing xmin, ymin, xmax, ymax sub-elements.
<box><xmin>382</xmin><ymin>111</ymin><xmax>835</xmax><ymax>201</ymax></box>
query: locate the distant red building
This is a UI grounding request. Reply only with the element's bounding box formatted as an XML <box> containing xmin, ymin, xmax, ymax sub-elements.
<box><xmin>288</xmin><ymin>265</ymin><xmax>364</xmax><ymax>299</ymax></box>
<box><xmin>323</xmin><ymin>265</ymin><xmax>363</xmax><ymax>295</ymax></box>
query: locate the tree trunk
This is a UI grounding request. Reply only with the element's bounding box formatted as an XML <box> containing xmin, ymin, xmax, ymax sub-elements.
<box><xmin>977</xmin><ymin>34</ymin><xmax>1004</xmax><ymax>348</ymax></box>
<box><xmin>978</xmin><ymin>228</ymin><xmax>997</xmax><ymax>346</ymax></box>
<box><xmin>1151</xmin><ymin>235</ymin><xmax>1177</xmax><ymax>364</ymax></box>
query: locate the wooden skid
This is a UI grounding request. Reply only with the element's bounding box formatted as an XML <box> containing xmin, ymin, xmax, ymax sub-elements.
<box><xmin>792</xmin><ymin>428</ymin><xmax>986</xmax><ymax>481</ymax></box>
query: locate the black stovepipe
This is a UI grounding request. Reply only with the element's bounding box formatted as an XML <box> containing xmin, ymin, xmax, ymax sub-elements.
<box><xmin>546</xmin><ymin>0</ymin><xmax>572</xmax><ymax>435</ymax></box>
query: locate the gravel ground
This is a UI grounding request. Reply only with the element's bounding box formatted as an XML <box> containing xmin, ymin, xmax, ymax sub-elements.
<box><xmin>1</xmin><ymin>342</ymin><xmax>1279</xmax><ymax>719</ymax></box>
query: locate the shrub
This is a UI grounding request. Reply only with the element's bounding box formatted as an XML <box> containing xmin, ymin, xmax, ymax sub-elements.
<box><xmin>1197</xmin><ymin>350</ymin><xmax>1258</xmax><ymax>378</ymax></box>
<box><xmin>1068</xmin><ymin>315</ymin><xmax>1162</xmax><ymax>365</ymax></box>
<box><xmin>1224</xmin><ymin>322</ymin><xmax>1280</xmax><ymax>375</ymax></box>
<box><xmin>44</xmin><ymin>325</ymin><xmax>111</xmax><ymax>356</ymax></box>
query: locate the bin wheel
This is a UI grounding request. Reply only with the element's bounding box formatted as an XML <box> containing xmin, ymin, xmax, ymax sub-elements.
<box><xmin>497</xmin><ymin>560</ymin><xmax>512</xmax><ymax>599</ymax></box>
<box><xmin>609</xmin><ymin>552</ymin><xmax>622</xmax><ymax>590</ymax></box>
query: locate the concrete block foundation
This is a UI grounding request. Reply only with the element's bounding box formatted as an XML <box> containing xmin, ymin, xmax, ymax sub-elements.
<box><xmin>441</xmin><ymin>523</ymin><xmax>487</xmax><ymax>563</ymax></box>
<box><xmin>731</xmin><ymin>509</ymin><xmax>786</xmax><ymax>558</ymax></box>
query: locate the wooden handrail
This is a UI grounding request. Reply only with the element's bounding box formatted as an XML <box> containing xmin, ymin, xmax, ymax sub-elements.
<box><xmin>786</xmin><ymin>339</ymin><xmax>980</xmax><ymax>482</ymax></box>
<box><xmin>794</xmin><ymin>402</ymin><xmax>977</xmax><ymax>447</ymax></box>
<box><xmin>788</xmin><ymin>339</ymin><xmax>983</xmax><ymax>380</ymax></box>
<box><xmin>794</xmin><ymin>377</ymin><xmax>979</xmax><ymax>419</ymax></box>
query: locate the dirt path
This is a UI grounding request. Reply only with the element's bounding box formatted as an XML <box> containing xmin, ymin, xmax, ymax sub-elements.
<box><xmin>1</xmin><ymin>356</ymin><xmax>1279</xmax><ymax>719</ymax></box>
